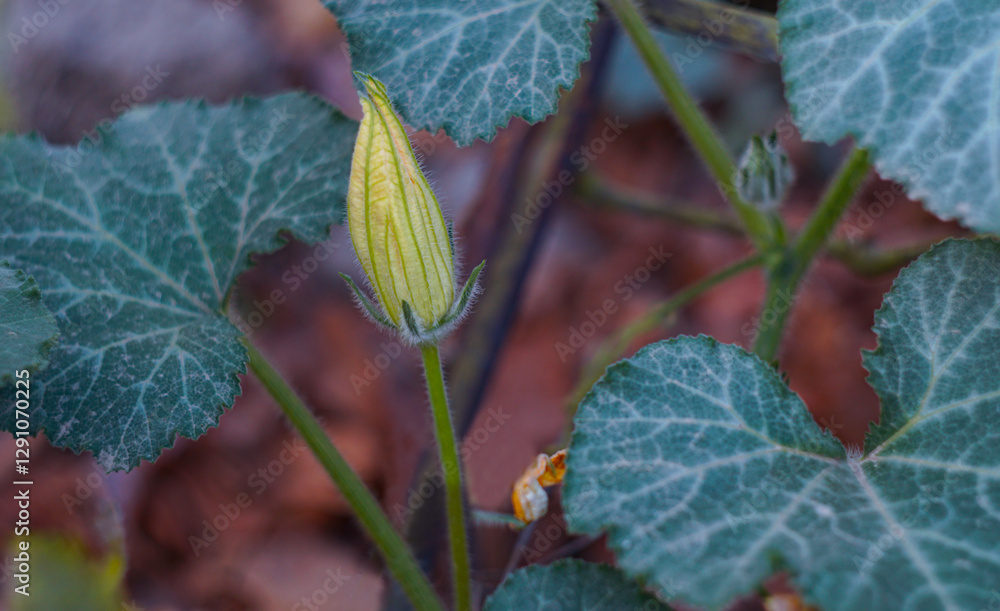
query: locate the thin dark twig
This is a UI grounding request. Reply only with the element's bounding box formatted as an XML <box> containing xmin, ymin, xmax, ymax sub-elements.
<box><xmin>502</xmin><ymin>521</ymin><xmax>539</xmax><ymax>578</ymax></box>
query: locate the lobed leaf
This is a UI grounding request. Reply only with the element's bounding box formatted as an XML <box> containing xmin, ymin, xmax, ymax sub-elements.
<box><xmin>324</xmin><ymin>0</ymin><xmax>597</xmax><ymax>146</ymax></box>
<box><xmin>779</xmin><ymin>1</ymin><xmax>1000</xmax><ymax>233</ymax></box>
<box><xmin>0</xmin><ymin>93</ymin><xmax>357</xmax><ymax>470</ymax></box>
<box><xmin>564</xmin><ymin>239</ymin><xmax>1000</xmax><ymax>611</ymax></box>
<box><xmin>0</xmin><ymin>260</ymin><xmax>58</xmax><ymax>384</ymax></box>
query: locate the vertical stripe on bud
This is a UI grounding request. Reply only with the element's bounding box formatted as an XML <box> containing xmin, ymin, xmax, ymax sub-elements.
<box><xmin>347</xmin><ymin>74</ymin><xmax>455</xmax><ymax>330</ymax></box>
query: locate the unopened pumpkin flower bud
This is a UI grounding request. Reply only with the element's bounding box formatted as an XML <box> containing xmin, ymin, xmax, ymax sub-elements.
<box><xmin>734</xmin><ymin>131</ymin><xmax>793</xmax><ymax>212</ymax></box>
<box><xmin>341</xmin><ymin>74</ymin><xmax>483</xmax><ymax>343</ymax></box>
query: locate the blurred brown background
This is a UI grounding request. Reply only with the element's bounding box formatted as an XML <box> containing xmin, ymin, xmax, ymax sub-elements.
<box><xmin>0</xmin><ymin>0</ymin><xmax>962</xmax><ymax>609</ymax></box>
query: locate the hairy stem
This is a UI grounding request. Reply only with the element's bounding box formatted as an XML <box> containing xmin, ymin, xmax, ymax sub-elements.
<box><xmin>753</xmin><ymin>147</ymin><xmax>871</xmax><ymax>362</ymax></box>
<box><xmin>566</xmin><ymin>252</ymin><xmax>765</xmax><ymax>413</ymax></box>
<box><xmin>419</xmin><ymin>343</ymin><xmax>473</xmax><ymax>611</ymax></box>
<box><xmin>390</xmin><ymin>25</ymin><xmax>617</xmax><ymax>606</ymax></box>
<box><xmin>242</xmin><ymin>340</ymin><xmax>444</xmax><ymax>611</ymax></box>
<box><xmin>604</xmin><ymin>0</ymin><xmax>774</xmax><ymax>251</ymax></box>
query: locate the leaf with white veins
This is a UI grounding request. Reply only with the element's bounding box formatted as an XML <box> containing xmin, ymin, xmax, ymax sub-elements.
<box><xmin>0</xmin><ymin>93</ymin><xmax>356</xmax><ymax>470</ymax></box>
<box><xmin>564</xmin><ymin>239</ymin><xmax>1000</xmax><ymax>611</ymax></box>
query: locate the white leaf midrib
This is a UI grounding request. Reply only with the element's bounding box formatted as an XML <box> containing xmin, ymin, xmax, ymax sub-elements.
<box><xmin>850</xmin><ymin>459</ymin><xmax>961</xmax><ymax>611</ymax></box>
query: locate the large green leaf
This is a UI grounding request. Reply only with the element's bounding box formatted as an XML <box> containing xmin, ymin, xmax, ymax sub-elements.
<box><xmin>324</xmin><ymin>0</ymin><xmax>597</xmax><ymax>146</ymax></box>
<box><xmin>779</xmin><ymin>1</ymin><xmax>1000</xmax><ymax>233</ymax></box>
<box><xmin>564</xmin><ymin>240</ymin><xmax>1000</xmax><ymax>611</ymax></box>
<box><xmin>483</xmin><ymin>559</ymin><xmax>672</xmax><ymax>611</ymax></box>
<box><xmin>0</xmin><ymin>260</ymin><xmax>58</xmax><ymax>383</ymax></box>
<box><xmin>0</xmin><ymin>93</ymin><xmax>356</xmax><ymax>471</ymax></box>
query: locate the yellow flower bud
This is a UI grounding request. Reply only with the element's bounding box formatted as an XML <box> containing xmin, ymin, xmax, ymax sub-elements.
<box><xmin>347</xmin><ymin>75</ymin><xmax>455</xmax><ymax>332</ymax></box>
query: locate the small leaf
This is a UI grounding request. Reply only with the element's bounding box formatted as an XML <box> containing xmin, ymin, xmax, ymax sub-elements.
<box><xmin>0</xmin><ymin>260</ymin><xmax>58</xmax><ymax>384</ymax></box>
<box><xmin>483</xmin><ymin>559</ymin><xmax>672</xmax><ymax>611</ymax></box>
<box><xmin>401</xmin><ymin>300</ymin><xmax>423</xmax><ymax>337</ymax></box>
<box><xmin>471</xmin><ymin>509</ymin><xmax>526</xmax><ymax>530</ymax></box>
<box><xmin>565</xmin><ymin>240</ymin><xmax>1000</xmax><ymax>611</ymax></box>
<box><xmin>325</xmin><ymin>0</ymin><xmax>597</xmax><ymax>146</ymax></box>
<box><xmin>452</xmin><ymin>259</ymin><xmax>485</xmax><ymax>318</ymax></box>
<box><xmin>339</xmin><ymin>272</ymin><xmax>394</xmax><ymax>329</ymax></box>
<box><xmin>0</xmin><ymin>93</ymin><xmax>357</xmax><ymax>470</ymax></box>
<box><xmin>431</xmin><ymin>259</ymin><xmax>485</xmax><ymax>331</ymax></box>
<box><xmin>779</xmin><ymin>1</ymin><xmax>1000</xmax><ymax>232</ymax></box>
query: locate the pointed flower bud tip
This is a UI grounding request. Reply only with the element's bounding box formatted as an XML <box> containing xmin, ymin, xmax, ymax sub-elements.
<box><xmin>346</xmin><ymin>74</ymin><xmax>456</xmax><ymax>339</ymax></box>
<box><xmin>735</xmin><ymin>131</ymin><xmax>794</xmax><ymax>212</ymax></box>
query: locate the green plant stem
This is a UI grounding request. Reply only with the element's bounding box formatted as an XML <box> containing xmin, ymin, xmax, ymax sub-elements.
<box><xmin>419</xmin><ymin>343</ymin><xmax>472</xmax><ymax>611</ymax></box>
<box><xmin>390</xmin><ymin>27</ymin><xmax>617</xmax><ymax>607</ymax></box>
<box><xmin>604</xmin><ymin>0</ymin><xmax>773</xmax><ymax>251</ymax></box>
<box><xmin>791</xmin><ymin>148</ymin><xmax>873</xmax><ymax>265</ymax></box>
<box><xmin>566</xmin><ymin>252</ymin><xmax>765</xmax><ymax>413</ymax></box>
<box><xmin>576</xmin><ymin>172</ymin><xmax>745</xmax><ymax>234</ymax></box>
<box><xmin>641</xmin><ymin>0</ymin><xmax>779</xmax><ymax>62</ymax></box>
<box><xmin>753</xmin><ymin>147</ymin><xmax>871</xmax><ymax>362</ymax></box>
<box><xmin>242</xmin><ymin>339</ymin><xmax>444</xmax><ymax>611</ymax></box>
<box><xmin>822</xmin><ymin>240</ymin><xmax>932</xmax><ymax>276</ymax></box>
<box><xmin>574</xmin><ymin>171</ymin><xmax>932</xmax><ymax>276</ymax></box>
<box><xmin>472</xmin><ymin>509</ymin><xmax>527</xmax><ymax>530</ymax></box>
